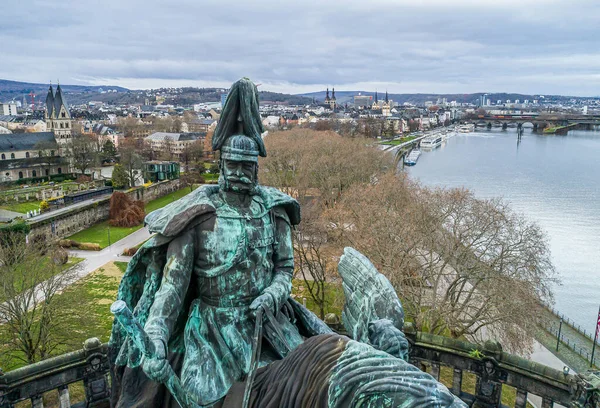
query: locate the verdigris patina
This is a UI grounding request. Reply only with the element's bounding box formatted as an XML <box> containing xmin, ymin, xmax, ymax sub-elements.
<box><xmin>109</xmin><ymin>78</ymin><xmax>466</xmax><ymax>407</ymax></box>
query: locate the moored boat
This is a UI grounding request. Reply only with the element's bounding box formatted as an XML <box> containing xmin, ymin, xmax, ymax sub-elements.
<box><xmin>458</xmin><ymin>124</ymin><xmax>475</xmax><ymax>133</ymax></box>
<box><xmin>420</xmin><ymin>135</ymin><xmax>443</xmax><ymax>149</ymax></box>
<box><xmin>404</xmin><ymin>149</ymin><xmax>421</xmax><ymax>166</ymax></box>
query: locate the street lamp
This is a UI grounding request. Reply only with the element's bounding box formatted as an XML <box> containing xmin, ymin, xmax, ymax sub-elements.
<box><xmin>556</xmin><ymin>319</ymin><xmax>563</xmax><ymax>352</ymax></box>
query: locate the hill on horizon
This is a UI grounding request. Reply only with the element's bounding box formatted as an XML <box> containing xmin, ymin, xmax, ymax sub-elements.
<box><xmin>0</xmin><ymin>79</ymin><xmax>313</xmax><ymax>107</ymax></box>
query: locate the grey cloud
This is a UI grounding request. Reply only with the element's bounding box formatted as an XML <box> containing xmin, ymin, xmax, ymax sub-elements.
<box><xmin>1</xmin><ymin>0</ymin><xmax>600</xmax><ymax>95</ymax></box>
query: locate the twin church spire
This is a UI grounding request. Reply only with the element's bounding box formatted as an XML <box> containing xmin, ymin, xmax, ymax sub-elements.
<box><xmin>324</xmin><ymin>87</ymin><xmax>337</xmax><ymax>109</ymax></box>
<box><xmin>45</xmin><ymin>83</ymin><xmax>70</xmax><ymax>120</ymax></box>
<box><xmin>45</xmin><ymin>82</ymin><xmax>72</xmax><ymax>144</ymax></box>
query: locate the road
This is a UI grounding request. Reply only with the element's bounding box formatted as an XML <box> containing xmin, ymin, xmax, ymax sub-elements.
<box><xmin>30</xmin><ymin>192</ymin><xmax>112</xmax><ymax>223</ymax></box>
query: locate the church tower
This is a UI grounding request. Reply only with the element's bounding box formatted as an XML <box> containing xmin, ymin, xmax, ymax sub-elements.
<box><xmin>45</xmin><ymin>84</ymin><xmax>54</xmax><ymax>130</ymax></box>
<box><xmin>325</xmin><ymin>88</ymin><xmax>331</xmax><ymax>104</ymax></box>
<box><xmin>45</xmin><ymin>83</ymin><xmax>72</xmax><ymax>147</ymax></box>
<box><xmin>372</xmin><ymin>91</ymin><xmax>379</xmax><ymax>109</ymax></box>
<box><xmin>329</xmin><ymin>87</ymin><xmax>337</xmax><ymax>110</ymax></box>
<box><xmin>382</xmin><ymin>90</ymin><xmax>391</xmax><ymax>116</ymax></box>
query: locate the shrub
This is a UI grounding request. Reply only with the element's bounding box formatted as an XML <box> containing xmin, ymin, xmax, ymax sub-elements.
<box><xmin>0</xmin><ymin>221</ymin><xmax>31</xmax><ymax>235</ymax></box>
<box><xmin>76</xmin><ymin>175</ymin><xmax>92</xmax><ymax>184</ymax></box>
<box><xmin>109</xmin><ymin>191</ymin><xmax>145</xmax><ymax>228</ymax></box>
<box><xmin>39</xmin><ymin>200</ymin><xmax>50</xmax><ymax>211</ymax></box>
<box><xmin>122</xmin><ymin>247</ymin><xmax>138</xmax><ymax>256</ymax></box>
<box><xmin>78</xmin><ymin>242</ymin><xmax>101</xmax><ymax>251</ymax></box>
<box><xmin>52</xmin><ymin>248</ymin><xmax>69</xmax><ymax>265</ymax></box>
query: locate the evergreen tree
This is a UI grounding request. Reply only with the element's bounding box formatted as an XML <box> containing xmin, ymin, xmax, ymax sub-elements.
<box><xmin>111</xmin><ymin>163</ymin><xmax>129</xmax><ymax>189</ymax></box>
<box><xmin>102</xmin><ymin>140</ymin><xmax>117</xmax><ymax>163</ymax></box>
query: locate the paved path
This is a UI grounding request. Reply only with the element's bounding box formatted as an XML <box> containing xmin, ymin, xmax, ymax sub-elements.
<box><xmin>67</xmin><ymin>226</ymin><xmax>151</xmax><ymax>280</ymax></box>
<box><xmin>525</xmin><ymin>340</ymin><xmax>573</xmax><ymax>408</ymax></box>
<box><xmin>0</xmin><ymin>209</ymin><xmax>23</xmax><ymax>222</ymax></box>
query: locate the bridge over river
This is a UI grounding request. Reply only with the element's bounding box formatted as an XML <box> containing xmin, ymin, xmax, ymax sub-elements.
<box><xmin>465</xmin><ymin>114</ymin><xmax>600</xmax><ymax>132</ymax></box>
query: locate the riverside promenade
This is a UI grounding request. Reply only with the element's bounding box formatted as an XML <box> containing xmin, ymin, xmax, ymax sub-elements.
<box><xmin>536</xmin><ymin>306</ymin><xmax>599</xmax><ymax>373</ymax></box>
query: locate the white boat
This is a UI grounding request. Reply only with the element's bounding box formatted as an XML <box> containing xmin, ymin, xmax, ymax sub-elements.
<box><xmin>458</xmin><ymin>124</ymin><xmax>475</xmax><ymax>133</ymax></box>
<box><xmin>404</xmin><ymin>149</ymin><xmax>421</xmax><ymax>166</ymax></box>
<box><xmin>420</xmin><ymin>135</ymin><xmax>443</xmax><ymax>149</ymax></box>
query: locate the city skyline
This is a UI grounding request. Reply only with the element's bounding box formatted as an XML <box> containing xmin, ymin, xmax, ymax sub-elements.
<box><xmin>3</xmin><ymin>0</ymin><xmax>600</xmax><ymax>96</ymax></box>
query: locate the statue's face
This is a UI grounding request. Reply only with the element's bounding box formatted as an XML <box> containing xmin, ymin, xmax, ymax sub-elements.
<box><xmin>221</xmin><ymin>159</ymin><xmax>257</xmax><ymax>194</ymax></box>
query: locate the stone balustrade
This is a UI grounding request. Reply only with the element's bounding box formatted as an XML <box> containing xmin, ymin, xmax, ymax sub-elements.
<box><xmin>404</xmin><ymin>323</ymin><xmax>600</xmax><ymax>408</ymax></box>
<box><xmin>0</xmin><ymin>338</ymin><xmax>110</xmax><ymax>408</ymax></box>
<box><xmin>1</xmin><ymin>329</ymin><xmax>599</xmax><ymax>407</ymax></box>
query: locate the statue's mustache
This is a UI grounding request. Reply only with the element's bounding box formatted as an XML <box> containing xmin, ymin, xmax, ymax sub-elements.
<box><xmin>226</xmin><ymin>175</ymin><xmax>253</xmax><ymax>185</ymax></box>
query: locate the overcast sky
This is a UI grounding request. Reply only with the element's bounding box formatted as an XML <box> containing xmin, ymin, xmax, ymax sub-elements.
<box><xmin>2</xmin><ymin>0</ymin><xmax>600</xmax><ymax>95</ymax></box>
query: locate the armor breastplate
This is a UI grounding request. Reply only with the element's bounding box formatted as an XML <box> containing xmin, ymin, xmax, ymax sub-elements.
<box><xmin>193</xmin><ymin>195</ymin><xmax>276</xmax><ymax>306</ymax></box>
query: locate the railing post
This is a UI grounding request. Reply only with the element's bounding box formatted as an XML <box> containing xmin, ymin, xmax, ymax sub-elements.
<box><xmin>81</xmin><ymin>338</ymin><xmax>110</xmax><ymax>408</ymax></box>
<box><xmin>452</xmin><ymin>368</ymin><xmax>462</xmax><ymax>396</ymax></box>
<box><xmin>58</xmin><ymin>385</ymin><xmax>70</xmax><ymax>408</ymax></box>
<box><xmin>473</xmin><ymin>341</ymin><xmax>504</xmax><ymax>408</ymax></box>
<box><xmin>31</xmin><ymin>395</ymin><xmax>43</xmax><ymax>408</ymax></box>
<box><xmin>514</xmin><ymin>389</ymin><xmax>527</xmax><ymax>408</ymax></box>
<box><xmin>431</xmin><ymin>362</ymin><xmax>440</xmax><ymax>381</ymax></box>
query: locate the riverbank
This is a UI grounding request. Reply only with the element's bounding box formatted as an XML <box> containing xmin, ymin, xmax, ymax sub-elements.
<box><xmin>536</xmin><ymin>306</ymin><xmax>599</xmax><ymax>372</ymax></box>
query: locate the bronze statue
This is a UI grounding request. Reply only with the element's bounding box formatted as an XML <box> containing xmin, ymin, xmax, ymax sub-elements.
<box><xmin>109</xmin><ymin>78</ymin><xmax>466</xmax><ymax>408</ymax></box>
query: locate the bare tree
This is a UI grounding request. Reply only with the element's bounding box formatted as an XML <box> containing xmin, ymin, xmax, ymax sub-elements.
<box><xmin>260</xmin><ymin>128</ymin><xmax>392</xmax><ymax>205</ymax></box>
<box><xmin>293</xmin><ymin>206</ymin><xmax>334</xmax><ymax>319</ymax></box>
<box><xmin>160</xmin><ymin>136</ymin><xmax>175</xmax><ymax>161</ymax></box>
<box><xmin>117</xmin><ymin>116</ymin><xmax>142</xmax><ymax>138</ymax></box>
<box><xmin>328</xmin><ymin>174</ymin><xmax>558</xmax><ymax>352</ymax></box>
<box><xmin>181</xmin><ymin>140</ymin><xmax>204</xmax><ymax>172</ymax></box>
<box><xmin>0</xmin><ymin>232</ymin><xmax>82</xmax><ymax>366</ymax></box>
<box><xmin>357</xmin><ymin>117</ymin><xmax>384</xmax><ymax>139</ymax></box>
<box><xmin>260</xmin><ymin>129</ymin><xmax>392</xmax><ymax>315</ymax></box>
<box><xmin>68</xmin><ymin>131</ymin><xmax>98</xmax><ymax>178</ymax></box>
<box><xmin>149</xmin><ymin>116</ymin><xmax>174</xmax><ymax>133</ymax></box>
<box><xmin>118</xmin><ymin>138</ymin><xmax>144</xmax><ymax>187</ymax></box>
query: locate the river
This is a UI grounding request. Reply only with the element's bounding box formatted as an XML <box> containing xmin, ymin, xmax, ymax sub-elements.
<box><xmin>406</xmin><ymin>127</ymin><xmax>600</xmax><ymax>334</ymax></box>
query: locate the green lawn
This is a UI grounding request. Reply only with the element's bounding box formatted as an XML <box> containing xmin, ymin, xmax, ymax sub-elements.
<box><xmin>380</xmin><ymin>136</ymin><xmax>417</xmax><ymax>146</ymax></box>
<box><xmin>67</xmin><ymin>187</ymin><xmax>196</xmax><ymax>249</ymax></box>
<box><xmin>0</xmin><ymin>201</ymin><xmax>42</xmax><ymax>214</ymax></box>
<box><xmin>144</xmin><ymin>187</ymin><xmax>195</xmax><ymax>213</ymax></box>
<box><xmin>66</xmin><ymin>221</ymin><xmax>143</xmax><ymax>249</ymax></box>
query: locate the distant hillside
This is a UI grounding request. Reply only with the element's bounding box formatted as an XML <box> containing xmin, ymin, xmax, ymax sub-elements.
<box><xmin>0</xmin><ymin>79</ymin><xmax>312</xmax><ymax>107</ymax></box>
<box><xmin>0</xmin><ymin>79</ymin><xmax>129</xmax><ymax>104</ymax></box>
<box><xmin>300</xmin><ymin>90</ymin><xmax>576</xmax><ymax>105</ymax></box>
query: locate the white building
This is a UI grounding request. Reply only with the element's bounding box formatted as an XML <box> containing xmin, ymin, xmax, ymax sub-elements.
<box><xmin>145</xmin><ymin>132</ymin><xmax>205</xmax><ymax>159</ymax></box>
<box><xmin>0</xmin><ymin>103</ymin><xmax>17</xmax><ymax>116</ymax></box>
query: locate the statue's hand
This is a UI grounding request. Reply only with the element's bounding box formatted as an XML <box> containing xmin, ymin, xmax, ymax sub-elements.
<box><xmin>142</xmin><ymin>339</ymin><xmax>170</xmax><ymax>383</ymax></box>
<box><xmin>250</xmin><ymin>293</ymin><xmax>274</xmax><ymax>319</ymax></box>
<box><xmin>368</xmin><ymin>319</ymin><xmax>410</xmax><ymax>361</ymax></box>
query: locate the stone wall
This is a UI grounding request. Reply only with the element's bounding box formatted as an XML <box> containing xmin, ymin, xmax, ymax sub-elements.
<box><xmin>28</xmin><ymin>179</ymin><xmax>180</xmax><ymax>240</ymax></box>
